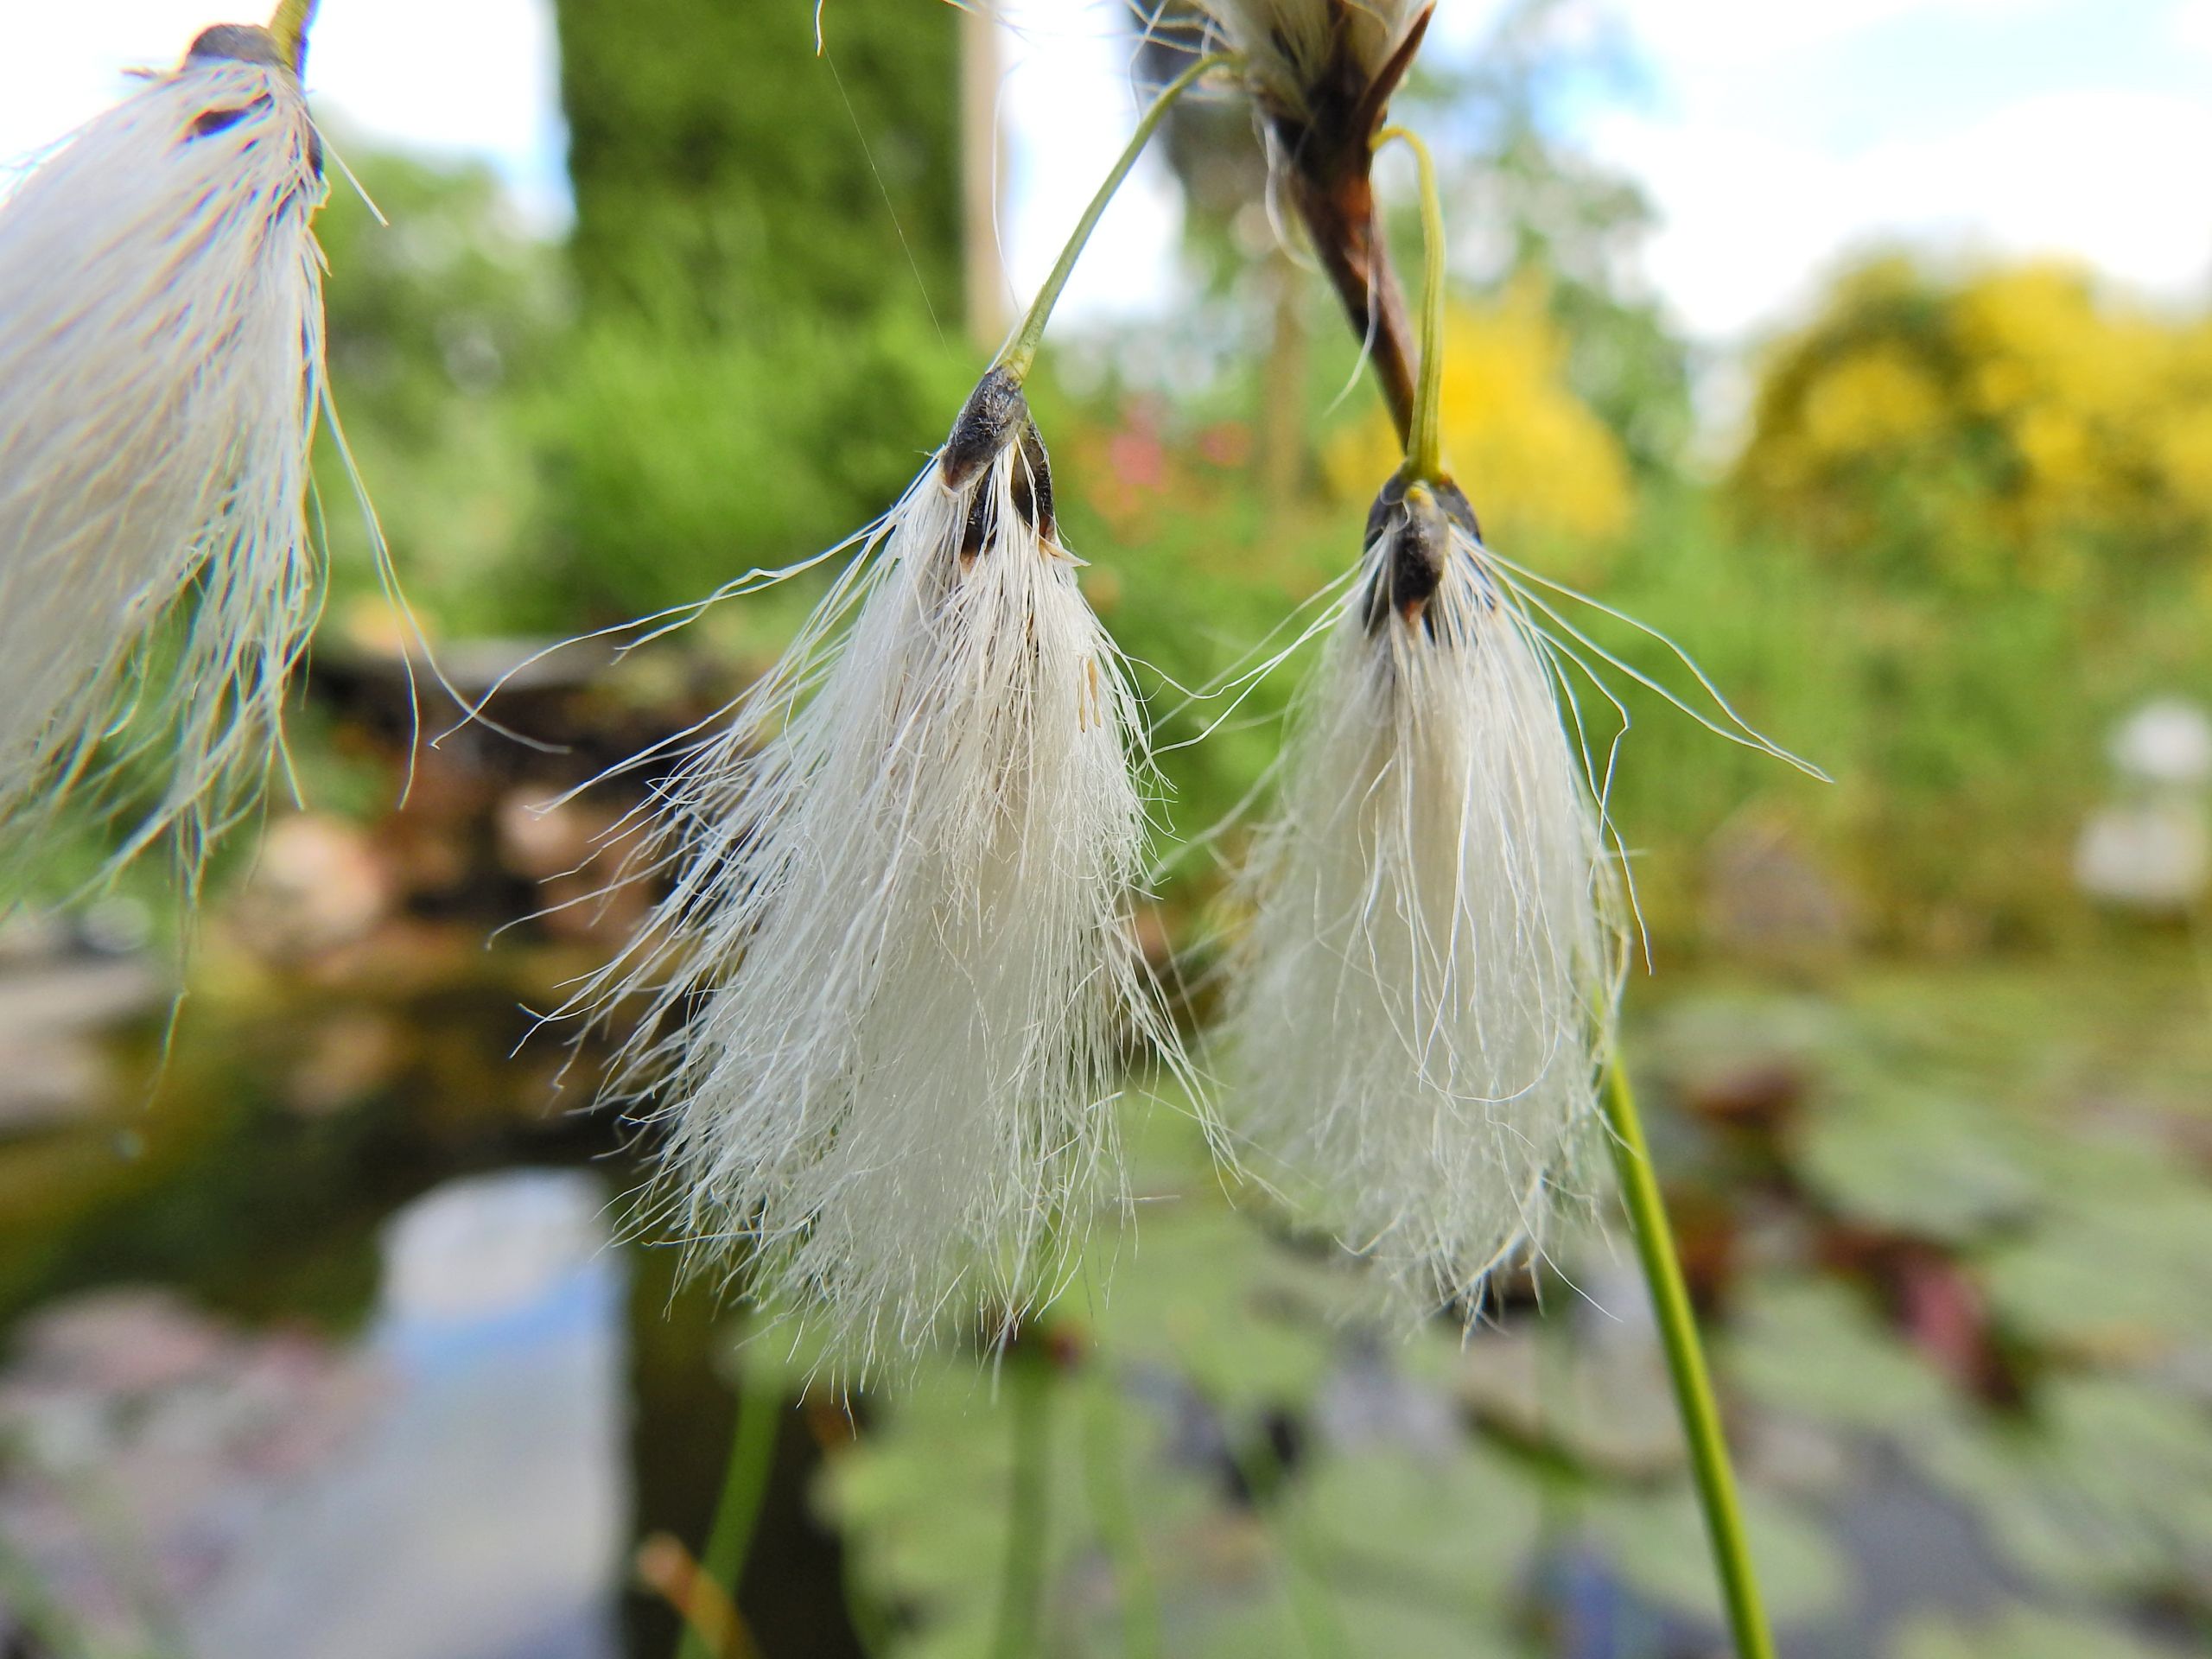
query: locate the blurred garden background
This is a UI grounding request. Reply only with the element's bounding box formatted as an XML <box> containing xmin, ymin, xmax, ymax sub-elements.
<box><xmin>1</xmin><ymin>1</ymin><xmax>2209</xmax><ymax>1656</ymax></box>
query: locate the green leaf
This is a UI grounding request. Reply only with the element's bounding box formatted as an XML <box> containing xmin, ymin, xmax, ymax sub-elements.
<box><xmin>1978</xmin><ymin>1141</ymin><xmax>2212</xmax><ymax>1362</ymax></box>
<box><xmin>1919</xmin><ymin>1377</ymin><xmax>2212</xmax><ymax>1597</ymax></box>
<box><xmin>1297</xmin><ymin>1442</ymin><xmax>1548</xmax><ymax>1611</ymax></box>
<box><xmin>1893</xmin><ymin>1605</ymin><xmax>2179</xmax><ymax>1659</ymax></box>
<box><xmin>1726</xmin><ymin>1278</ymin><xmax>1959</xmax><ymax>1438</ymax></box>
<box><xmin>1586</xmin><ymin>1485</ymin><xmax>1850</xmax><ymax>1624</ymax></box>
<box><xmin>1795</xmin><ymin>1086</ymin><xmax>2040</xmax><ymax>1242</ymax></box>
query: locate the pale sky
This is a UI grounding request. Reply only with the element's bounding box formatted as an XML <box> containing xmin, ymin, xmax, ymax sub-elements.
<box><xmin>0</xmin><ymin>0</ymin><xmax>2205</xmax><ymax>346</ymax></box>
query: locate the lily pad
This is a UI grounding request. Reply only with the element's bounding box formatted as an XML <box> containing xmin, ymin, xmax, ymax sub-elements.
<box><xmin>1076</xmin><ymin>1202</ymin><xmax>1352</xmax><ymax>1412</ymax></box>
<box><xmin>1978</xmin><ymin>1149</ymin><xmax>2212</xmax><ymax>1362</ymax></box>
<box><xmin>1795</xmin><ymin>1086</ymin><xmax>2041</xmax><ymax>1243</ymax></box>
<box><xmin>1919</xmin><ymin>1377</ymin><xmax>2212</xmax><ymax>1598</ymax></box>
<box><xmin>1726</xmin><ymin>1278</ymin><xmax>1959</xmax><ymax>1438</ymax></box>
<box><xmin>1892</xmin><ymin>1605</ymin><xmax>2181</xmax><ymax>1659</ymax></box>
<box><xmin>1295</xmin><ymin>1441</ymin><xmax>1547</xmax><ymax>1611</ymax></box>
<box><xmin>1584</xmin><ymin>1484</ymin><xmax>1850</xmax><ymax>1625</ymax></box>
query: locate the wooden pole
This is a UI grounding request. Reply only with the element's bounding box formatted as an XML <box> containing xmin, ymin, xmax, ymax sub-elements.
<box><xmin>961</xmin><ymin>4</ymin><xmax>1012</xmax><ymax>350</ymax></box>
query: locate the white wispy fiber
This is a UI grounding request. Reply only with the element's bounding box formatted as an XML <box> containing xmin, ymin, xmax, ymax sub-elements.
<box><xmin>582</xmin><ymin>370</ymin><xmax>1179</xmax><ymax>1371</ymax></box>
<box><xmin>1227</xmin><ymin>476</ymin><xmax>1624</xmax><ymax>1318</ymax></box>
<box><xmin>0</xmin><ymin>26</ymin><xmax>327</xmax><ymax>887</ymax></box>
<box><xmin>1187</xmin><ymin>0</ymin><xmax>1428</xmax><ymax>124</ymax></box>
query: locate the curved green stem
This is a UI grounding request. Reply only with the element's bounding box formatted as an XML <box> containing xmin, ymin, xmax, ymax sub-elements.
<box><xmin>997</xmin><ymin>52</ymin><xmax>1237</xmax><ymax>385</ymax></box>
<box><xmin>988</xmin><ymin>1348</ymin><xmax>1056</xmax><ymax>1659</ymax></box>
<box><xmin>267</xmin><ymin>0</ymin><xmax>318</xmax><ymax>72</ymax></box>
<box><xmin>675</xmin><ymin>1382</ymin><xmax>782</xmax><ymax>1659</ymax></box>
<box><xmin>1373</xmin><ymin>126</ymin><xmax>1447</xmax><ymax>484</ymax></box>
<box><xmin>1601</xmin><ymin>1064</ymin><xmax>1776</xmax><ymax>1659</ymax></box>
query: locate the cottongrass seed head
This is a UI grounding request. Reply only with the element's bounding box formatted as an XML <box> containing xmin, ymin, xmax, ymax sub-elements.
<box><xmin>582</xmin><ymin>368</ymin><xmax>1182</xmax><ymax>1375</ymax></box>
<box><xmin>0</xmin><ymin>18</ymin><xmax>329</xmax><ymax>888</ymax></box>
<box><xmin>1189</xmin><ymin>0</ymin><xmax>1430</xmax><ymax>127</ymax></box>
<box><xmin>1227</xmin><ymin>474</ymin><xmax>1624</xmax><ymax>1319</ymax></box>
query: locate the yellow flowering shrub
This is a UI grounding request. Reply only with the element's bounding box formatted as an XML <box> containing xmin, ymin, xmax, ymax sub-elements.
<box><xmin>1733</xmin><ymin>257</ymin><xmax>2212</xmax><ymax>589</ymax></box>
<box><xmin>1326</xmin><ymin>277</ymin><xmax>1633</xmax><ymax>552</ymax></box>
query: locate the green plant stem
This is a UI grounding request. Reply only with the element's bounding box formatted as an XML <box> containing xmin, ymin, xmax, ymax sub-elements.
<box><xmin>268</xmin><ymin>0</ymin><xmax>318</xmax><ymax>69</ymax></box>
<box><xmin>676</xmin><ymin>1382</ymin><xmax>782</xmax><ymax>1659</ymax></box>
<box><xmin>1372</xmin><ymin>126</ymin><xmax>1447</xmax><ymax>483</ymax></box>
<box><xmin>988</xmin><ymin>1348</ymin><xmax>1057</xmax><ymax>1659</ymax></box>
<box><xmin>1600</xmin><ymin>1064</ymin><xmax>1776</xmax><ymax>1659</ymax></box>
<box><xmin>997</xmin><ymin>53</ymin><xmax>1237</xmax><ymax>385</ymax></box>
<box><xmin>1081</xmin><ymin>1365</ymin><xmax>1161</xmax><ymax>1659</ymax></box>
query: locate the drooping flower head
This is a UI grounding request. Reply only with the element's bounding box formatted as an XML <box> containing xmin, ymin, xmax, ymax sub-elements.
<box><xmin>1228</xmin><ymin>472</ymin><xmax>1624</xmax><ymax>1316</ymax></box>
<box><xmin>1194</xmin><ymin>0</ymin><xmax>1429</xmax><ymax>131</ymax></box>
<box><xmin>0</xmin><ymin>4</ymin><xmax>334</xmax><ymax>892</ymax></box>
<box><xmin>582</xmin><ymin>368</ymin><xmax>1180</xmax><ymax>1373</ymax></box>
<box><xmin>1185</xmin><ymin>0</ymin><xmax>1433</xmax><ymax>436</ymax></box>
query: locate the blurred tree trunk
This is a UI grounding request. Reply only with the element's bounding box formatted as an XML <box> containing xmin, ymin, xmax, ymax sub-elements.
<box><xmin>540</xmin><ymin>0</ymin><xmax>972</xmax><ymax>619</ymax></box>
<box><xmin>960</xmin><ymin>5</ymin><xmax>1010</xmax><ymax>350</ymax></box>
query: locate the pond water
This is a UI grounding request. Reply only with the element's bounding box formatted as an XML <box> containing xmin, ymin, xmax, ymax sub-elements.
<box><xmin>0</xmin><ymin>917</ymin><xmax>868</xmax><ymax>1659</ymax></box>
<box><xmin>1</xmin><ymin>893</ymin><xmax>2207</xmax><ymax>1659</ymax></box>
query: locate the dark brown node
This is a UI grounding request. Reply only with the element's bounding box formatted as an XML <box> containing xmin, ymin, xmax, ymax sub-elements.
<box><xmin>957</xmin><ymin>412</ymin><xmax>1058</xmax><ymax>564</ymax></box>
<box><xmin>190</xmin><ymin>101</ymin><xmax>265</xmax><ymax>139</ymax></box>
<box><xmin>184</xmin><ymin>22</ymin><xmax>321</xmax><ymax>175</ymax></box>
<box><xmin>187</xmin><ymin>25</ymin><xmax>291</xmax><ymax>73</ymax></box>
<box><xmin>1361</xmin><ymin>472</ymin><xmax>1480</xmax><ymax>635</ymax></box>
<box><xmin>941</xmin><ymin>366</ymin><xmax>1030</xmax><ymax>491</ymax></box>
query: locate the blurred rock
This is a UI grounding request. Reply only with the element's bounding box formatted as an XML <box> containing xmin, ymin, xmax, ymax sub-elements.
<box><xmin>0</xmin><ymin>1288</ymin><xmax>381</xmax><ymax>1654</ymax></box>
<box><xmin>284</xmin><ymin>1009</ymin><xmax>404</xmax><ymax>1117</ymax></box>
<box><xmin>188</xmin><ymin>1170</ymin><xmax>627</xmax><ymax>1659</ymax></box>
<box><xmin>231</xmin><ymin>813</ymin><xmax>396</xmax><ymax>960</ymax></box>
<box><xmin>2075</xmin><ymin>697</ymin><xmax>2212</xmax><ymax>914</ymax></box>
<box><xmin>2074</xmin><ymin>800</ymin><xmax>2209</xmax><ymax>913</ymax></box>
<box><xmin>382</xmin><ymin>1169</ymin><xmax>607</xmax><ymax>1324</ymax></box>
<box><xmin>0</xmin><ymin>951</ymin><xmax>166</xmax><ymax>1130</ymax></box>
<box><xmin>0</xmin><ymin>1173</ymin><xmax>628</xmax><ymax>1659</ymax></box>
<box><xmin>495</xmin><ymin>787</ymin><xmax>645</xmax><ymax>945</ymax></box>
<box><xmin>495</xmin><ymin>787</ymin><xmax>599</xmax><ymax>882</ymax></box>
<box><xmin>2110</xmin><ymin>697</ymin><xmax>2212</xmax><ymax>789</ymax></box>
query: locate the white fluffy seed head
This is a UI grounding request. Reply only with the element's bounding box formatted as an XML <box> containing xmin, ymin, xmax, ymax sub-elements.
<box><xmin>1190</xmin><ymin>0</ymin><xmax>1428</xmax><ymax>124</ymax></box>
<box><xmin>581</xmin><ymin>371</ymin><xmax>1182</xmax><ymax>1376</ymax></box>
<box><xmin>1226</xmin><ymin>477</ymin><xmax>1624</xmax><ymax>1319</ymax></box>
<box><xmin>0</xmin><ymin>30</ymin><xmax>327</xmax><ymax>891</ymax></box>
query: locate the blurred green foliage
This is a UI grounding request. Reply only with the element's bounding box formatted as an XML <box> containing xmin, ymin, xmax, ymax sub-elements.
<box><xmin>558</xmin><ymin>0</ymin><xmax>959</xmax><ymax>325</ymax></box>
<box><xmin>1420</xmin><ymin>0</ymin><xmax>1694</xmax><ymax>475</ymax></box>
<box><xmin>539</xmin><ymin>0</ymin><xmax>972</xmax><ymax>620</ymax></box>
<box><xmin>312</xmin><ymin>143</ymin><xmax>563</xmax><ymax>634</ymax></box>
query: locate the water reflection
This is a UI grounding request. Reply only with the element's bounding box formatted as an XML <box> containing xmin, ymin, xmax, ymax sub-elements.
<box><xmin>1</xmin><ymin>1168</ymin><xmax>628</xmax><ymax>1659</ymax></box>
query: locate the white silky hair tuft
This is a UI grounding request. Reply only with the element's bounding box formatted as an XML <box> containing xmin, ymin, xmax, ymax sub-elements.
<box><xmin>1226</xmin><ymin>478</ymin><xmax>1624</xmax><ymax>1319</ymax></box>
<box><xmin>1187</xmin><ymin>0</ymin><xmax>1427</xmax><ymax>120</ymax></box>
<box><xmin>577</xmin><ymin>372</ymin><xmax>1182</xmax><ymax>1374</ymax></box>
<box><xmin>0</xmin><ymin>35</ymin><xmax>327</xmax><ymax>888</ymax></box>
